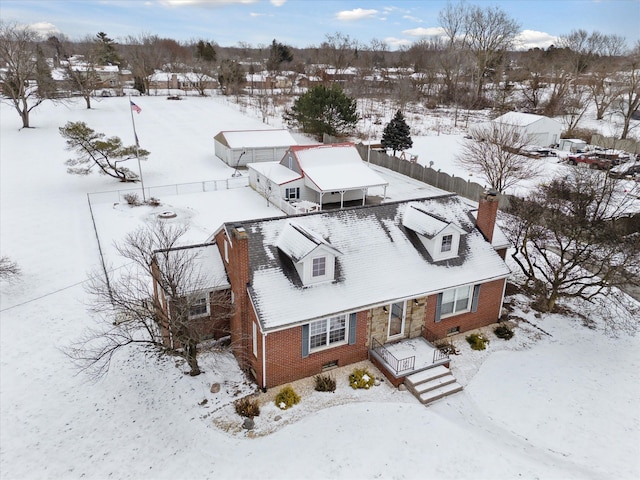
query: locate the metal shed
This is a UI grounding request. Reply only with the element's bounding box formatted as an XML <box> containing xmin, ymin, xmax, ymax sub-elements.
<box><xmin>214</xmin><ymin>129</ymin><xmax>298</xmax><ymax>168</ymax></box>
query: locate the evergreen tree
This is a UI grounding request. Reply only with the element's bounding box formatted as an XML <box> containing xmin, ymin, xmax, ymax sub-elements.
<box><xmin>381</xmin><ymin>109</ymin><xmax>413</xmax><ymax>156</ymax></box>
<box><xmin>283</xmin><ymin>84</ymin><xmax>359</xmax><ymax>140</ymax></box>
<box><xmin>195</xmin><ymin>40</ymin><xmax>216</xmax><ymax>62</ymax></box>
<box><xmin>94</xmin><ymin>32</ymin><xmax>121</xmax><ymax>66</ymax></box>
<box><xmin>266</xmin><ymin>39</ymin><xmax>293</xmax><ymax>73</ymax></box>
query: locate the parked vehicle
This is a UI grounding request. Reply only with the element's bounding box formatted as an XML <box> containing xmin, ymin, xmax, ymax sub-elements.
<box><xmin>608</xmin><ymin>160</ymin><xmax>640</xmax><ymax>179</ymax></box>
<box><xmin>567</xmin><ymin>154</ymin><xmax>615</xmax><ymax>170</ymax></box>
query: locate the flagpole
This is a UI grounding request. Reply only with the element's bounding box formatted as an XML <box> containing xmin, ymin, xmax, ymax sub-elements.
<box><xmin>129</xmin><ymin>95</ymin><xmax>146</xmax><ymax>202</ymax></box>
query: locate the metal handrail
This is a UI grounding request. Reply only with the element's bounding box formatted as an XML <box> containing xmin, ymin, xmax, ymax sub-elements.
<box><xmin>371</xmin><ymin>338</ymin><xmax>415</xmax><ymax>375</ymax></box>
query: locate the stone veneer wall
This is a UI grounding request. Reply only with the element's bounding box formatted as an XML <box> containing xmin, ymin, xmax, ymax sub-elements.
<box><xmin>369</xmin><ymin>297</ymin><xmax>426</xmax><ymax>345</ymax></box>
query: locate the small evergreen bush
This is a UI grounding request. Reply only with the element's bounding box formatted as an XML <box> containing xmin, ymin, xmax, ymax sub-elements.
<box><xmin>349</xmin><ymin>368</ymin><xmax>375</xmax><ymax>389</ymax></box>
<box><xmin>275</xmin><ymin>385</ymin><xmax>300</xmax><ymax>410</ymax></box>
<box><xmin>234</xmin><ymin>396</ymin><xmax>260</xmax><ymax>418</ymax></box>
<box><xmin>314</xmin><ymin>374</ymin><xmax>336</xmax><ymax>392</ymax></box>
<box><xmin>494</xmin><ymin>323</ymin><xmax>514</xmax><ymax>340</ymax></box>
<box><xmin>466</xmin><ymin>333</ymin><xmax>490</xmax><ymax>350</ymax></box>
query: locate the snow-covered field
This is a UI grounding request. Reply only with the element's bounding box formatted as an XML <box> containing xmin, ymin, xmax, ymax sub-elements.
<box><xmin>1</xmin><ymin>95</ymin><xmax>639</xmax><ymax>479</ymax></box>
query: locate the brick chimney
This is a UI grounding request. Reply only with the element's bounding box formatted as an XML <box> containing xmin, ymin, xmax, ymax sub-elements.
<box><xmin>476</xmin><ymin>189</ymin><xmax>499</xmax><ymax>243</ymax></box>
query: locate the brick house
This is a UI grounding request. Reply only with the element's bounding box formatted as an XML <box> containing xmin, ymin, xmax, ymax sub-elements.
<box><xmin>210</xmin><ymin>190</ymin><xmax>510</xmax><ymax>389</ymax></box>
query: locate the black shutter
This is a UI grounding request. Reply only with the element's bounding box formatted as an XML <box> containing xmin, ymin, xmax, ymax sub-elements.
<box><xmin>302</xmin><ymin>324</ymin><xmax>309</xmax><ymax>358</ymax></box>
<box><xmin>471</xmin><ymin>284</ymin><xmax>481</xmax><ymax>313</ymax></box>
<box><xmin>348</xmin><ymin>313</ymin><xmax>357</xmax><ymax>345</ymax></box>
<box><xmin>435</xmin><ymin>293</ymin><xmax>443</xmax><ymax>323</ymax></box>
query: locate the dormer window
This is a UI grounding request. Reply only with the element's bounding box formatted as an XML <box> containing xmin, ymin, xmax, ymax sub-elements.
<box><xmin>441</xmin><ymin>234</ymin><xmax>453</xmax><ymax>253</ymax></box>
<box><xmin>276</xmin><ymin>222</ymin><xmax>342</xmax><ymax>286</ymax></box>
<box><xmin>312</xmin><ymin>256</ymin><xmax>326</xmax><ymax>277</ymax></box>
<box><xmin>402</xmin><ymin>204</ymin><xmax>466</xmax><ymax>261</ymax></box>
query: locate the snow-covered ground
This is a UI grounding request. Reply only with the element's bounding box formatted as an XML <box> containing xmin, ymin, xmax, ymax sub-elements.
<box><xmin>1</xmin><ymin>95</ymin><xmax>639</xmax><ymax>479</ymax></box>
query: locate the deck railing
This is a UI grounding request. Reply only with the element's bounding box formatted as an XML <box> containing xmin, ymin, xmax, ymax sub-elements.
<box><xmin>371</xmin><ymin>338</ymin><xmax>415</xmax><ymax>375</ymax></box>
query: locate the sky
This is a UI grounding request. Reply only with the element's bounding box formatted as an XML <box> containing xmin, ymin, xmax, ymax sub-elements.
<box><xmin>1</xmin><ymin>0</ymin><xmax>639</xmax><ymax>51</ymax></box>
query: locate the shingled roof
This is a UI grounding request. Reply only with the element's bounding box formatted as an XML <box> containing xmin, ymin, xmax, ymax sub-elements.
<box><xmin>227</xmin><ymin>194</ymin><xmax>510</xmax><ymax>331</ymax></box>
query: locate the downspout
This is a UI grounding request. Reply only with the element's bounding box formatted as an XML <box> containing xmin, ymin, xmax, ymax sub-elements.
<box><xmin>498</xmin><ymin>277</ymin><xmax>508</xmax><ymax>320</ymax></box>
<box><xmin>261</xmin><ymin>332</ymin><xmax>267</xmax><ymax>392</ymax></box>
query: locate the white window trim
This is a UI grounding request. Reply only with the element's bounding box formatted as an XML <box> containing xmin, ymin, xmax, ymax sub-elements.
<box><xmin>312</xmin><ymin>256</ymin><xmax>326</xmax><ymax>277</ymax></box>
<box><xmin>309</xmin><ymin>315</ymin><xmax>348</xmax><ymax>353</ymax></box>
<box><xmin>387</xmin><ymin>300</ymin><xmax>406</xmax><ymax>339</ymax></box>
<box><xmin>188</xmin><ymin>292</ymin><xmax>210</xmax><ymax>319</ymax></box>
<box><xmin>441</xmin><ymin>234</ymin><xmax>453</xmax><ymax>253</ymax></box>
<box><xmin>440</xmin><ymin>285</ymin><xmax>472</xmax><ymax>319</ymax></box>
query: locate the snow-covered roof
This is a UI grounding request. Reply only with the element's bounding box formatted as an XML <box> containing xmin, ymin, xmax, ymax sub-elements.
<box><xmin>492</xmin><ymin>112</ymin><xmax>561</xmax><ymax>127</ymax></box>
<box><xmin>232</xmin><ymin>194</ymin><xmax>510</xmax><ymax>330</ymax></box>
<box><xmin>248</xmin><ymin>161</ymin><xmax>301</xmax><ymax>185</ymax></box>
<box><xmin>290</xmin><ymin>143</ymin><xmax>389</xmax><ymax>191</ymax></box>
<box><xmin>275</xmin><ymin>222</ymin><xmax>342</xmax><ymax>263</ymax></box>
<box><xmin>214</xmin><ymin>129</ymin><xmax>298</xmax><ymax>149</ymax></box>
<box><xmin>402</xmin><ymin>204</ymin><xmax>462</xmax><ymax>238</ymax></box>
<box><xmin>157</xmin><ymin>243</ymin><xmax>229</xmax><ymax>294</ymax></box>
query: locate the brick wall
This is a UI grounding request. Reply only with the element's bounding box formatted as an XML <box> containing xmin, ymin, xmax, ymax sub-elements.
<box><xmin>260</xmin><ymin>311</ymin><xmax>369</xmax><ymax>389</ymax></box>
<box><xmin>423</xmin><ymin>278</ymin><xmax>506</xmax><ymax>339</ymax></box>
<box><xmin>214</xmin><ymin>227</ymin><xmax>251</xmax><ymax>370</ymax></box>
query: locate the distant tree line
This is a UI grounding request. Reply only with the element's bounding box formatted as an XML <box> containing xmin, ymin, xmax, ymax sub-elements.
<box><xmin>1</xmin><ymin>0</ymin><xmax>639</xmax><ymax>138</ymax></box>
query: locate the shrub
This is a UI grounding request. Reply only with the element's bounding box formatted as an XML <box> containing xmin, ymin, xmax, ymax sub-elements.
<box><xmin>275</xmin><ymin>385</ymin><xmax>300</xmax><ymax>410</ymax></box>
<box><xmin>146</xmin><ymin>196</ymin><xmax>161</xmax><ymax>207</ymax></box>
<box><xmin>314</xmin><ymin>374</ymin><xmax>336</xmax><ymax>392</ymax></box>
<box><xmin>466</xmin><ymin>333</ymin><xmax>490</xmax><ymax>350</ymax></box>
<box><xmin>123</xmin><ymin>192</ymin><xmax>141</xmax><ymax>206</ymax></box>
<box><xmin>435</xmin><ymin>340</ymin><xmax>460</xmax><ymax>355</ymax></box>
<box><xmin>349</xmin><ymin>367</ymin><xmax>375</xmax><ymax>389</ymax></box>
<box><xmin>234</xmin><ymin>396</ymin><xmax>260</xmax><ymax>418</ymax></box>
<box><xmin>494</xmin><ymin>323</ymin><xmax>514</xmax><ymax>340</ymax></box>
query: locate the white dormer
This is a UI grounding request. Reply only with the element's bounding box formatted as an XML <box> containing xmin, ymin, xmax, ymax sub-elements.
<box><xmin>402</xmin><ymin>204</ymin><xmax>466</xmax><ymax>261</ymax></box>
<box><xmin>275</xmin><ymin>222</ymin><xmax>342</xmax><ymax>286</ymax></box>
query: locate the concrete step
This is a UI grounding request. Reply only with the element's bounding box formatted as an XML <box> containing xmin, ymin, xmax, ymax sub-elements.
<box><xmin>418</xmin><ymin>381</ymin><xmax>464</xmax><ymax>405</ymax></box>
<box><xmin>412</xmin><ymin>373</ymin><xmax>457</xmax><ymax>395</ymax></box>
<box><xmin>405</xmin><ymin>365</ymin><xmax>450</xmax><ymax>387</ymax></box>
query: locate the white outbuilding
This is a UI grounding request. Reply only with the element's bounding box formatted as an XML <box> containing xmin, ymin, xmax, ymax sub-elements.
<box><xmin>214</xmin><ymin>129</ymin><xmax>298</xmax><ymax>168</ymax></box>
<box><xmin>490</xmin><ymin>112</ymin><xmax>563</xmax><ymax>147</ymax></box>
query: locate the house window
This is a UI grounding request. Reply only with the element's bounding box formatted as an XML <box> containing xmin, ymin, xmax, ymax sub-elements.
<box><xmin>441</xmin><ymin>234</ymin><xmax>453</xmax><ymax>252</ymax></box>
<box><xmin>285</xmin><ymin>187</ymin><xmax>300</xmax><ymax>200</ymax></box>
<box><xmin>189</xmin><ymin>293</ymin><xmax>209</xmax><ymax>318</ymax></box>
<box><xmin>441</xmin><ymin>286</ymin><xmax>471</xmax><ymax>316</ymax></box>
<box><xmin>309</xmin><ymin>315</ymin><xmax>347</xmax><ymax>350</ymax></box>
<box><xmin>447</xmin><ymin>326</ymin><xmax>460</xmax><ymax>336</ymax></box>
<box><xmin>312</xmin><ymin>257</ymin><xmax>326</xmax><ymax>277</ymax></box>
<box><xmin>224</xmin><ymin>239</ymin><xmax>229</xmax><ymax>263</ymax></box>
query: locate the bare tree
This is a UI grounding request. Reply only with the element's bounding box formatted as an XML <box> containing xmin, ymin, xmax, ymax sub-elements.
<box><xmin>124</xmin><ymin>34</ymin><xmax>165</xmax><ymax>94</ymax></box>
<box><xmin>612</xmin><ymin>48</ymin><xmax>640</xmax><ymax>139</ymax></box>
<box><xmin>66</xmin><ymin>221</ymin><xmax>232</xmax><ymax>378</ymax></box>
<box><xmin>0</xmin><ymin>21</ymin><xmax>58</xmax><ymax>128</ymax></box>
<box><xmin>456</xmin><ymin>122</ymin><xmax>542</xmax><ymax>193</ymax></box>
<box><xmin>504</xmin><ymin>169</ymin><xmax>640</xmax><ymax>313</ymax></box>
<box><xmin>462</xmin><ymin>3</ymin><xmax>520</xmax><ymax>103</ymax></box>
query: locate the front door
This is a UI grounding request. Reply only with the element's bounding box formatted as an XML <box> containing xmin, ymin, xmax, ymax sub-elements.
<box><xmin>388</xmin><ymin>301</ymin><xmax>406</xmax><ymax>339</ymax></box>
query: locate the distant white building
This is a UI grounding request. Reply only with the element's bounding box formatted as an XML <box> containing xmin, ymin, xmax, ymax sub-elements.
<box><xmin>214</xmin><ymin>129</ymin><xmax>298</xmax><ymax>168</ymax></box>
<box><xmin>490</xmin><ymin>112</ymin><xmax>563</xmax><ymax>147</ymax></box>
<box><xmin>558</xmin><ymin>138</ymin><xmax>587</xmax><ymax>152</ymax></box>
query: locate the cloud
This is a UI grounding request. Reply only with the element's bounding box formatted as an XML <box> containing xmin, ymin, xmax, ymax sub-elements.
<box><xmin>384</xmin><ymin>36</ymin><xmax>413</xmax><ymax>49</ymax></box>
<box><xmin>159</xmin><ymin>0</ymin><xmax>257</xmax><ymax>6</ymax></box>
<box><xmin>402</xmin><ymin>27</ymin><xmax>446</xmax><ymax>38</ymax></box>
<box><xmin>515</xmin><ymin>29</ymin><xmax>559</xmax><ymax>50</ymax></box>
<box><xmin>27</xmin><ymin>22</ymin><xmax>60</xmax><ymax>37</ymax></box>
<box><xmin>336</xmin><ymin>8</ymin><xmax>378</xmax><ymax>21</ymax></box>
<box><xmin>270</xmin><ymin>0</ymin><xmax>286</xmax><ymax>5</ymax></box>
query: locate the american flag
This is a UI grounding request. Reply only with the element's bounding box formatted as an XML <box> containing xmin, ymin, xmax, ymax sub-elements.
<box><xmin>130</xmin><ymin>101</ymin><xmax>142</xmax><ymax>114</ymax></box>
